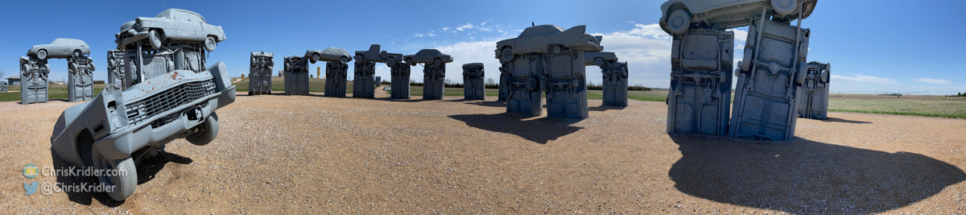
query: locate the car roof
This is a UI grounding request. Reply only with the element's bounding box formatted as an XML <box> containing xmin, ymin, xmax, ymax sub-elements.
<box><xmin>417</xmin><ymin>49</ymin><xmax>441</xmax><ymax>55</ymax></box>
<box><xmin>52</xmin><ymin>38</ymin><xmax>84</xmax><ymax>45</ymax></box>
<box><xmin>519</xmin><ymin>25</ymin><xmax>565</xmax><ymax>37</ymax></box>
<box><xmin>156</xmin><ymin>8</ymin><xmax>207</xmax><ymax>23</ymax></box>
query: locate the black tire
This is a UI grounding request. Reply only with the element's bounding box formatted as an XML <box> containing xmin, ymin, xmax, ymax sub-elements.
<box><xmin>312</xmin><ymin>53</ymin><xmax>321</xmax><ymax>62</ymax></box>
<box><xmin>148</xmin><ymin>30</ymin><xmax>162</xmax><ymax>49</ymax></box>
<box><xmin>204</xmin><ymin>36</ymin><xmax>217</xmax><ymax>52</ymax></box>
<box><xmin>186</xmin><ymin>114</ymin><xmax>219</xmax><ymax>146</ymax></box>
<box><xmin>92</xmin><ymin>146</ymin><xmax>137</xmax><ymax>201</ymax></box>
<box><xmin>340</xmin><ymin>56</ymin><xmax>348</xmax><ymax>64</ymax></box>
<box><xmin>407</xmin><ymin>58</ymin><xmax>416</xmax><ymax>66</ymax></box>
<box><xmin>434</xmin><ymin>58</ymin><xmax>442</xmax><ymax>66</ymax></box>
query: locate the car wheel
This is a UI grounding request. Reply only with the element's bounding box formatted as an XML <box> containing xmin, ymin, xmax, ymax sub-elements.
<box><xmin>92</xmin><ymin>146</ymin><xmax>137</xmax><ymax>201</ymax></box>
<box><xmin>434</xmin><ymin>58</ymin><xmax>442</xmax><ymax>67</ymax></box>
<box><xmin>148</xmin><ymin>30</ymin><xmax>162</xmax><ymax>50</ymax></box>
<box><xmin>73</xmin><ymin>50</ymin><xmax>83</xmax><ymax>59</ymax></box>
<box><xmin>552</xmin><ymin>46</ymin><xmax>562</xmax><ymax>54</ymax></box>
<box><xmin>380</xmin><ymin>51</ymin><xmax>388</xmax><ymax>60</ymax></box>
<box><xmin>204</xmin><ymin>36</ymin><xmax>217</xmax><ymax>52</ymax></box>
<box><xmin>667</xmin><ymin>10</ymin><xmax>690</xmax><ymax>35</ymax></box>
<box><xmin>407</xmin><ymin>58</ymin><xmax>416</xmax><ymax>66</ymax></box>
<box><xmin>795</xmin><ymin>62</ymin><xmax>808</xmax><ymax>85</ymax></box>
<box><xmin>501</xmin><ymin>48</ymin><xmax>515</xmax><ymax>62</ymax></box>
<box><xmin>37</xmin><ymin>49</ymin><xmax>47</xmax><ymax>60</ymax></box>
<box><xmin>771</xmin><ymin>0</ymin><xmax>797</xmax><ymax>16</ymax></box>
<box><xmin>187</xmin><ymin>114</ymin><xmax>219</xmax><ymax>146</ymax></box>
<box><xmin>594</xmin><ymin>57</ymin><xmax>604</xmax><ymax>66</ymax></box>
<box><xmin>22</xmin><ymin>63</ymin><xmax>32</xmax><ymax>75</ymax></box>
<box><xmin>312</xmin><ymin>53</ymin><xmax>321</xmax><ymax>63</ymax></box>
<box><xmin>821</xmin><ymin>70</ymin><xmax>829</xmax><ymax>83</ymax></box>
<box><xmin>340</xmin><ymin>56</ymin><xmax>348</xmax><ymax>64</ymax></box>
<box><xmin>387</xmin><ymin>57</ymin><xmax>397</xmax><ymax>67</ymax></box>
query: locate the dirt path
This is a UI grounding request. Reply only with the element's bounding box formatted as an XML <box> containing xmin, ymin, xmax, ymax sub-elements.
<box><xmin>1</xmin><ymin>96</ymin><xmax>964</xmax><ymax>214</ymax></box>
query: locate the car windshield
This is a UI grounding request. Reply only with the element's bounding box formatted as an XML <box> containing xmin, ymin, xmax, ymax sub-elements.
<box><xmin>52</xmin><ymin>38</ymin><xmax>74</xmax><ymax>45</ymax></box>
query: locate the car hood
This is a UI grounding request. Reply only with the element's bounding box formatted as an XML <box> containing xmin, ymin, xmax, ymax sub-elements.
<box><xmin>124</xmin><ymin>70</ymin><xmax>215</xmax><ymax>102</ymax></box>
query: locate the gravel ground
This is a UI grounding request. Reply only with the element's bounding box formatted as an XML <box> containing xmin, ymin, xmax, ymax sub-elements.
<box><xmin>2</xmin><ymin>90</ymin><xmax>965</xmax><ymax>214</ymax></box>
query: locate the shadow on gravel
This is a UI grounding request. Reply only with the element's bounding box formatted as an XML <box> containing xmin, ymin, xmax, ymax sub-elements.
<box><xmin>668</xmin><ymin>135</ymin><xmax>966</xmax><ymax>214</ymax></box>
<box><xmin>451</xmin><ymin>100</ymin><xmax>507</xmax><ymax>108</ymax></box>
<box><xmin>448</xmin><ymin>113</ymin><xmax>582</xmax><ymax>144</ymax></box>
<box><xmin>50</xmin><ymin>148</ymin><xmax>192</xmax><ymax>207</ymax></box>
<box><xmin>588</xmin><ymin>105</ymin><xmax>626</xmax><ymax>112</ymax></box>
<box><xmin>822</xmin><ymin>117</ymin><xmax>872</xmax><ymax>124</ymax></box>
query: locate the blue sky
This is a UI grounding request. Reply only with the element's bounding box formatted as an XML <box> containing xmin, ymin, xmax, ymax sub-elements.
<box><xmin>1</xmin><ymin>0</ymin><xmax>963</xmax><ymax>95</ymax></box>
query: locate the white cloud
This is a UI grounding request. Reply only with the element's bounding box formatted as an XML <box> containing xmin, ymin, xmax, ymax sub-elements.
<box><xmin>481</xmin><ymin>21</ymin><xmax>487</xmax><ymax>26</ymax></box>
<box><xmin>916</xmin><ymin>78</ymin><xmax>951</xmax><ymax>84</ymax></box>
<box><xmin>831</xmin><ymin>74</ymin><xmax>895</xmax><ymax>84</ymax></box>
<box><xmin>588</xmin><ymin>23</ymin><xmax>674</xmax><ymax>87</ymax></box>
<box><xmin>627</xmin><ymin>21</ymin><xmax>636</xmax><ymax>24</ymax></box>
<box><xmin>456</xmin><ymin>23</ymin><xmax>475</xmax><ymax>31</ymax></box>
<box><xmin>432</xmin><ymin>39</ymin><xmax>504</xmax><ymax>84</ymax></box>
<box><xmin>414</xmin><ymin>33</ymin><xmax>424</xmax><ymax>37</ymax></box>
<box><xmin>442</xmin><ymin>27</ymin><xmax>450</xmax><ymax>31</ymax></box>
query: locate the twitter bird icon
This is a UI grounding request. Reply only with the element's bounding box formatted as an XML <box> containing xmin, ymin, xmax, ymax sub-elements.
<box><xmin>24</xmin><ymin>181</ymin><xmax>38</xmax><ymax>195</ymax></box>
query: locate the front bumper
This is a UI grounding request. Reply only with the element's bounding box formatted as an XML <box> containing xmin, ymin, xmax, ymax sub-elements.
<box><xmin>94</xmin><ymin>84</ymin><xmax>235</xmax><ymax>160</ymax></box>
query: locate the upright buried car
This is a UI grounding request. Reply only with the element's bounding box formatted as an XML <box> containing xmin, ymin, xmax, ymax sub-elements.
<box><xmin>51</xmin><ymin>9</ymin><xmax>235</xmax><ymax>201</ymax></box>
<box><xmin>115</xmin><ymin>8</ymin><xmax>227</xmax><ymax>51</ymax></box>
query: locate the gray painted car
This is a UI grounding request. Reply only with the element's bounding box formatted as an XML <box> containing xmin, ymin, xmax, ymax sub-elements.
<box><xmin>28</xmin><ymin>38</ymin><xmax>91</xmax><ymax>60</ymax></box>
<box><xmin>796</xmin><ymin>61</ymin><xmax>830</xmax><ymax>120</ymax></box>
<box><xmin>50</xmin><ymin>61</ymin><xmax>236</xmax><ymax>201</ymax></box>
<box><xmin>305</xmin><ymin>47</ymin><xmax>352</xmax><ymax>64</ymax></box>
<box><xmin>404</xmin><ymin>49</ymin><xmax>453</xmax><ymax>67</ymax></box>
<box><xmin>659</xmin><ymin>0</ymin><xmax>817</xmax><ymax>34</ymax></box>
<box><xmin>494</xmin><ymin>25</ymin><xmax>603</xmax><ymax>63</ymax></box>
<box><xmin>115</xmin><ymin>8</ymin><xmax>227</xmax><ymax>51</ymax></box>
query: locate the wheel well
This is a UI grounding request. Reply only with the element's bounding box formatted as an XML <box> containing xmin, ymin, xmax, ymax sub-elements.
<box><xmin>76</xmin><ymin>129</ymin><xmax>95</xmax><ymax>167</ymax></box>
<box><xmin>207</xmin><ymin>34</ymin><xmax>219</xmax><ymax>41</ymax></box>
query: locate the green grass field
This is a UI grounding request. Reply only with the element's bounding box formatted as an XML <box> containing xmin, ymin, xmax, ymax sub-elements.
<box><xmin>828</xmin><ymin>96</ymin><xmax>966</xmax><ymax>119</ymax></box>
<box><xmin>0</xmin><ymin>84</ymin><xmax>107</xmax><ymax>102</ymax></box>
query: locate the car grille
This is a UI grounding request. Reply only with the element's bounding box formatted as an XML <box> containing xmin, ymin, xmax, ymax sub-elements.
<box><xmin>126</xmin><ymin>80</ymin><xmax>217</xmax><ymax>126</ymax></box>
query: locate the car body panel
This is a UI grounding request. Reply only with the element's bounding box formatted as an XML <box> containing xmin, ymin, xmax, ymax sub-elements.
<box><xmin>666</xmin><ymin>29</ymin><xmax>734</xmax><ymax>136</ymax></box>
<box><xmin>20</xmin><ymin>56</ymin><xmax>49</xmax><ymax>104</ymax></box>
<box><xmin>28</xmin><ymin>38</ymin><xmax>91</xmax><ymax>59</ymax></box>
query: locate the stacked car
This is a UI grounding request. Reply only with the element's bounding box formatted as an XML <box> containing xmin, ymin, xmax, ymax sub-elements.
<box><xmin>495</xmin><ymin>25</ymin><xmax>602</xmax><ymax>118</ymax></box>
<box><xmin>50</xmin><ymin>8</ymin><xmax>235</xmax><ymax>201</ymax></box>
